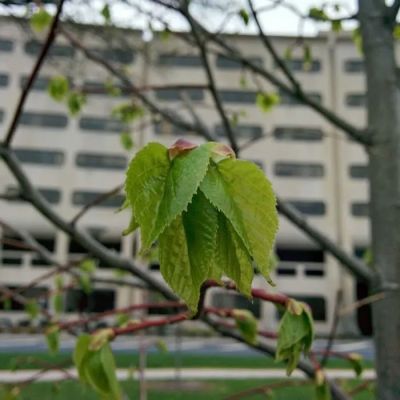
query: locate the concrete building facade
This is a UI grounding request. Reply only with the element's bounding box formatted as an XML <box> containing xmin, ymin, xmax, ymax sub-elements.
<box><xmin>0</xmin><ymin>17</ymin><xmax>371</xmax><ymax>335</ymax></box>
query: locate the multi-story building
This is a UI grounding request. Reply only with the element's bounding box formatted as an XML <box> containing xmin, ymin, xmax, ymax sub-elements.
<box><xmin>0</xmin><ymin>16</ymin><xmax>371</xmax><ymax>335</ymax></box>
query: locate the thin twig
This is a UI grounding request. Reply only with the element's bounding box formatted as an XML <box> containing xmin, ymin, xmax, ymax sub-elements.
<box><xmin>3</xmin><ymin>0</ymin><xmax>67</xmax><ymax>146</ymax></box>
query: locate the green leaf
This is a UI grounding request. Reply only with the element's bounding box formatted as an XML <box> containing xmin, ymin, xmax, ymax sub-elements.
<box><xmin>112</xmin><ymin>103</ymin><xmax>144</xmax><ymax>123</ymax></box>
<box><xmin>276</xmin><ymin>301</ymin><xmax>314</xmax><ymax>375</ymax></box>
<box><xmin>53</xmin><ymin>293</ymin><xmax>63</xmax><ymax>314</ymax></box>
<box><xmin>303</xmin><ymin>44</ymin><xmax>313</xmax><ymax>71</ymax></box>
<box><xmin>331</xmin><ymin>20</ymin><xmax>342</xmax><ymax>33</ymax></box>
<box><xmin>214</xmin><ymin>212</ymin><xmax>253</xmax><ymax>295</ymax></box>
<box><xmin>101</xmin><ymin>4</ymin><xmax>111</xmax><ymax>23</ymax></box>
<box><xmin>200</xmin><ymin>159</ymin><xmax>278</xmax><ymax>282</ymax></box>
<box><xmin>55</xmin><ymin>275</ymin><xmax>64</xmax><ymax>291</ymax></box>
<box><xmin>48</xmin><ymin>76</ymin><xmax>69</xmax><ymax>102</ymax></box>
<box><xmin>308</xmin><ymin>7</ymin><xmax>329</xmax><ymax>21</ymax></box>
<box><xmin>80</xmin><ymin>258</ymin><xmax>97</xmax><ymax>274</ymax></box>
<box><xmin>348</xmin><ymin>353</ymin><xmax>364</xmax><ymax>377</ymax></box>
<box><xmin>46</xmin><ymin>325</ymin><xmax>60</xmax><ymax>354</ymax></box>
<box><xmin>352</xmin><ymin>27</ymin><xmax>363</xmax><ymax>54</ymax></box>
<box><xmin>125</xmin><ymin>143</ymin><xmax>170</xmax><ymax>250</ymax></box>
<box><xmin>126</xmin><ymin>143</ymin><xmax>212</xmax><ymax>252</ymax></box>
<box><xmin>394</xmin><ymin>25</ymin><xmax>400</xmax><ymax>39</ymax></box>
<box><xmin>116</xmin><ymin>313</ymin><xmax>130</xmax><ymax>327</ymax></box>
<box><xmin>30</xmin><ymin>8</ymin><xmax>52</xmax><ymax>32</ymax></box>
<box><xmin>79</xmin><ymin>273</ymin><xmax>92</xmax><ymax>295</ymax></box>
<box><xmin>73</xmin><ymin>335</ymin><xmax>91</xmax><ymax>384</ymax></box>
<box><xmin>239</xmin><ymin>8</ymin><xmax>250</xmax><ymax>25</ymax></box>
<box><xmin>159</xmin><ymin>216</ymin><xmax>202</xmax><ymax>313</ymax></box>
<box><xmin>25</xmin><ymin>300</ymin><xmax>39</xmax><ymax>320</ymax></box>
<box><xmin>256</xmin><ymin>92</ymin><xmax>280</xmax><ymax>112</ymax></box>
<box><xmin>120</xmin><ymin>132</ymin><xmax>134</xmax><ymax>151</ymax></box>
<box><xmin>315</xmin><ymin>373</ymin><xmax>332</xmax><ymax>400</ymax></box>
<box><xmin>67</xmin><ymin>92</ymin><xmax>86</xmax><ymax>116</ymax></box>
<box><xmin>122</xmin><ymin>212</ymin><xmax>139</xmax><ymax>236</ymax></box>
<box><xmin>232</xmin><ymin>309</ymin><xmax>258</xmax><ymax>345</ymax></box>
<box><xmin>155</xmin><ymin>339</ymin><xmax>168</xmax><ymax>353</ymax></box>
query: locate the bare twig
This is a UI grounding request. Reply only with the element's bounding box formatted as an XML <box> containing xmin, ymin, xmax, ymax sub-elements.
<box><xmin>3</xmin><ymin>0</ymin><xmax>67</xmax><ymax>146</ymax></box>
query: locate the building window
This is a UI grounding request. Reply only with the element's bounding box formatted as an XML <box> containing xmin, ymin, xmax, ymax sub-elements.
<box><xmin>76</xmin><ymin>153</ymin><xmax>127</xmax><ymax>170</ymax></box>
<box><xmin>216</xmin><ymin>54</ymin><xmax>263</xmax><ymax>69</ymax></box>
<box><xmin>14</xmin><ymin>148</ymin><xmax>64</xmax><ymax>166</ymax></box>
<box><xmin>219</xmin><ymin>90</ymin><xmax>257</xmax><ymax>104</ymax></box>
<box><xmin>351</xmin><ymin>202</ymin><xmax>369</xmax><ymax>217</ymax></box>
<box><xmin>155</xmin><ymin>88</ymin><xmax>204</xmax><ymax>101</ymax></box>
<box><xmin>276</xmin><ymin>248</ymin><xmax>325</xmax><ymax>262</ymax></box>
<box><xmin>273</xmin><ymin>127</ymin><xmax>323</xmax><ymax>141</ymax></box>
<box><xmin>6</xmin><ymin>186</ymin><xmax>61</xmax><ymax>205</ymax></box>
<box><xmin>0</xmin><ymin>287</ymin><xmax>48</xmax><ymax>311</ymax></box>
<box><xmin>20</xmin><ymin>112</ymin><xmax>68</xmax><ymax>128</ymax></box>
<box><xmin>83</xmin><ymin>81</ymin><xmax>131</xmax><ymax>97</ymax></box>
<box><xmin>65</xmin><ymin>289</ymin><xmax>115</xmax><ymax>313</ymax></box>
<box><xmin>25</xmin><ymin>40</ymin><xmax>75</xmax><ymax>57</ymax></box>
<box><xmin>344</xmin><ymin>59</ymin><xmax>364</xmax><ymax>73</ymax></box>
<box><xmin>346</xmin><ymin>93</ymin><xmax>366</xmax><ymax>107</ymax></box>
<box><xmin>20</xmin><ymin>76</ymin><xmax>50</xmax><ymax>91</ymax></box>
<box><xmin>211</xmin><ymin>292</ymin><xmax>261</xmax><ymax>318</ymax></box>
<box><xmin>0</xmin><ymin>73</ymin><xmax>9</xmax><ymax>87</ymax></box>
<box><xmin>215</xmin><ymin>124</ymin><xmax>263</xmax><ymax>139</ymax></box>
<box><xmin>0</xmin><ymin>109</ymin><xmax>4</xmax><ymax>124</ymax></box>
<box><xmin>0</xmin><ymin>38</ymin><xmax>13</xmax><ymax>52</ymax></box>
<box><xmin>287</xmin><ymin>200</ymin><xmax>326</xmax><ymax>216</ymax></box>
<box><xmin>72</xmin><ymin>191</ymin><xmax>124</xmax><ymax>208</ymax></box>
<box><xmin>279</xmin><ymin>59</ymin><xmax>321</xmax><ymax>72</ymax></box>
<box><xmin>274</xmin><ymin>162</ymin><xmax>324</xmax><ymax>178</ymax></box>
<box><xmin>158</xmin><ymin>54</ymin><xmax>202</xmax><ymax>67</ymax></box>
<box><xmin>79</xmin><ymin>116</ymin><xmax>125</xmax><ymax>133</ymax></box>
<box><xmin>90</xmin><ymin>48</ymin><xmax>134</xmax><ymax>64</ymax></box>
<box><xmin>279</xmin><ymin>90</ymin><xmax>322</xmax><ymax>105</ymax></box>
<box><xmin>349</xmin><ymin>164</ymin><xmax>367</xmax><ymax>179</ymax></box>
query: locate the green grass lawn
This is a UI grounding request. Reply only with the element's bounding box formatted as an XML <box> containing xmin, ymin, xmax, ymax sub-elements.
<box><xmin>0</xmin><ymin>351</ymin><xmax>374</xmax><ymax>370</ymax></box>
<box><xmin>5</xmin><ymin>379</ymin><xmax>375</xmax><ymax>400</ymax></box>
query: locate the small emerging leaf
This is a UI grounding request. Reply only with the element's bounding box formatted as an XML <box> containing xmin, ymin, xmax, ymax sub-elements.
<box><xmin>348</xmin><ymin>352</ymin><xmax>363</xmax><ymax>377</ymax></box>
<box><xmin>30</xmin><ymin>8</ymin><xmax>52</xmax><ymax>32</ymax></box>
<box><xmin>25</xmin><ymin>300</ymin><xmax>39</xmax><ymax>320</ymax></box>
<box><xmin>303</xmin><ymin>44</ymin><xmax>313</xmax><ymax>71</ymax></box>
<box><xmin>67</xmin><ymin>92</ymin><xmax>86</xmax><ymax>116</ymax></box>
<box><xmin>308</xmin><ymin>7</ymin><xmax>329</xmax><ymax>21</ymax></box>
<box><xmin>232</xmin><ymin>309</ymin><xmax>258</xmax><ymax>345</ymax></box>
<box><xmin>120</xmin><ymin>132</ymin><xmax>134</xmax><ymax>151</ymax></box>
<box><xmin>112</xmin><ymin>103</ymin><xmax>144</xmax><ymax>123</ymax></box>
<box><xmin>80</xmin><ymin>258</ymin><xmax>97</xmax><ymax>274</ymax></box>
<box><xmin>101</xmin><ymin>4</ymin><xmax>111</xmax><ymax>23</ymax></box>
<box><xmin>155</xmin><ymin>339</ymin><xmax>168</xmax><ymax>353</ymax></box>
<box><xmin>46</xmin><ymin>325</ymin><xmax>60</xmax><ymax>354</ymax></box>
<box><xmin>256</xmin><ymin>92</ymin><xmax>280</xmax><ymax>112</ymax></box>
<box><xmin>48</xmin><ymin>76</ymin><xmax>69</xmax><ymax>102</ymax></box>
<box><xmin>239</xmin><ymin>8</ymin><xmax>250</xmax><ymax>25</ymax></box>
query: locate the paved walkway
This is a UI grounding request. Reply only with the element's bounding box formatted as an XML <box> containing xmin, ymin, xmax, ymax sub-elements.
<box><xmin>0</xmin><ymin>368</ymin><xmax>376</xmax><ymax>383</ymax></box>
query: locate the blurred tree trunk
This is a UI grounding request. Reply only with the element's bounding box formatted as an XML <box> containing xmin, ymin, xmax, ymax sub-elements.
<box><xmin>359</xmin><ymin>1</ymin><xmax>400</xmax><ymax>399</ymax></box>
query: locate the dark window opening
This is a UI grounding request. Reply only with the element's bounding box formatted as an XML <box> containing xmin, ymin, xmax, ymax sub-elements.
<box><xmin>219</xmin><ymin>90</ymin><xmax>257</xmax><ymax>104</ymax></box>
<box><xmin>276</xmin><ymin>248</ymin><xmax>325</xmax><ymax>262</ymax></box>
<box><xmin>305</xmin><ymin>268</ymin><xmax>325</xmax><ymax>277</ymax></box>
<box><xmin>279</xmin><ymin>59</ymin><xmax>321</xmax><ymax>73</ymax></box>
<box><xmin>90</xmin><ymin>48</ymin><xmax>134</xmax><ymax>64</ymax></box>
<box><xmin>79</xmin><ymin>116</ymin><xmax>125</xmax><ymax>133</ymax></box>
<box><xmin>0</xmin><ymin>287</ymin><xmax>48</xmax><ymax>311</ymax></box>
<box><xmin>351</xmin><ymin>202</ymin><xmax>369</xmax><ymax>217</ymax></box>
<box><xmin>274</xmin><ymin>162</ymin><xmax>324</xmax><ymax>178</ymax></box>
<box><xmin>290</xmin><ymin>295</ymin><xmax>326</xmax><ymax>321</ymax></box>
<box><xmin>158</xmin><ymin>54</ymin><xmax>202</xmax><ymax>67</ymax></box>
<box><xmin>14</xmin><ymin>148</ymin><xmax>64</xmax><ymax>166</ymax></box>
<box><xmin>0</xmin><ymin>38</ymin><xmax>13</xmax><ymax>52</ymax></box>
<box><xmin>72</xmin><ymin>191</ymin><xmax>124</xmax><ymax>208</ymax></box>
<box><xmin>20</xmin><ymin>76</ymin><xmax>50</xmax><ymax>91</ymax></box>
<box><xmin>279</xmin><ymin>90</ymin><xmax>322</xmax><ymax>105</ymax></box>
<box><xmin>20</xmin><ymin>112</ymin><xmax>68</xmax><ymax>128</ymax></box>
<box><xmin>155</xmin><ymin>88</ymin><xmax>204</xmax><ymax>101</ymax></box>
<box><xmin>287</xmin><ymin>200</ymin><xmax>326</xmax><ymax>216</ymax></box>
<box><xmin>273</xmin><ymin>127</ymin><xmax>323</xmax><ymax>142</ymax></box>
<box><xmin>276</xmin><ymin>267</ymin><xmax>296</xmax><ymax>276</ymax></box>
<box><xmin>344</xmin><ymin>59</ymin><xmax>364</xmax><ymax>73</ymax></box>
<box><xmin>349</xmin><ymin>165</ymin><xmax>367</xmax><ymax>179</ymax></box>
<box><xmin>76</xmin><ymin>153</ymin><xmax>127</xmax><ymax>170</ymax></box>
<box><xmin>65</xmin><ymin>289</ymin><xmax>115</xmax><ymax>313</ymax></box>
<box><xmin>216</xmin><ymin>54</ymin><xmax>263</xmax><ymax>69</ymax></box>
<box><xmin>346</xmin><ymin>93</ymin><xmax>366</xmax><ymax>107</ymax></box>
<box><xmin>215</xmin><ymin>124</ymin><xmax>263</xmax><ymax>139</ymax></box>
<box><xmin>0</xmin><ymin>73</ymin><xmax>9</xmax><ymax>87</ymax></box>
<box><xmin>25</xmin><ymin>40</ymin><xmax>74</xmax><ymax>57</ymax></box>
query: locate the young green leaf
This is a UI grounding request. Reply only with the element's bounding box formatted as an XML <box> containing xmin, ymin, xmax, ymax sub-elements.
<box><xmin>200</xmin><ymin>159</ymin><xmax>278</xmax><ymax>282</ymax></box>
<box><xmin>256</xmin><ymin>92</ymin><xmax>280</xmax><ymax>113</ymax></box>
<box><xmin>30</xmin><ymin>8</ymin><xmax>52</xmax><ymax>32</ymax></box>
<box><xmin>155</xmin><ymin>339</ymin><xmax>168</xmax><ymax>353</ymax></box>
<box><xmin>120</xmin><ymin>132</ymin><xmax>134</xmax><ymax>151</ymax></box>
<box><xmin>303</xmin><ymin>44</ymin><xmax>313</xmax><ymax>71</ymax></box>
<box><xmin>239</xmin><ymin>8</ymin><xmax>250</xmax><ymax>25</ymax></box>
<box><xmin>308</xmin><ymin>7</ymin><xmax>329</xmax><ymax>21</ymax></box>
<box><xmin>348</xmin><ymin>352</ymin><xmax>364</xmax><ymax>377</ymax></box>
<box><xmin>48</xmin><ymin>76</ymin><xmax>69</xmax><ymax>102</ymax></box>
<box><xmin>101</xmin><ymin>4</ymin><xmax>111</xmax><ymax>23</ymax></box>
<box><xmin>112</xmin><ymin>103</ymin><xmax>144</xmax><ymax>123</ymax></box>
<box><xmin>67</xmin><ymin>92</ymin><xmax>86</xmax><ymax>116</ymax></box>
<box><xmin>232</xmin><ymin>309</ymin><xmax>258</xmax><ymax>345</ymax></box>
<box><xmin>45</xmin><ymin>325</ymin><xmax>60</xmax><ymax>354</ymax></box>
<box><xmin>331</xmin><ymin>20</ymin><xmax>342</xmax><ymax>33</ymax></box>
<box><xmin>315</xmin><ymin>372</ymin><xmax>332</xmax><ymax>400</ymax></box>
<box><xmin>276</xmin><ymin>300</ymin><xmax>314</xmax><ymax>375</ymax></box>
<box><xmin>79</xmin><ymin>273</ymin><xmax>92</xmax><ymax>295</ymax></box>
<box><xmin>352</xmin><ymin>27</ymin><xmax>363</xmax><ymax>54</ymax></box>
<box><xmin>25</xmin><ymin>300</ymin><xmax>39</xmax><ymax>320</ymax></box>
<box><xmin>53</xmin><ymin>293</ymin><xmax>63</xmax><ymax>314</ymax></box>
<box><xmin>80</xmin><ymin>258</ymin><xmax>97</xmax><ymax>274</ymax></box>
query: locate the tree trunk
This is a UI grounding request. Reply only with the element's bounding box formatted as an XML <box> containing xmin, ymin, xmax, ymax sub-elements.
<box><xmin>359</xmin><ymin>1</ymin><xmax>400</xmax><ymax>399</ymax></box>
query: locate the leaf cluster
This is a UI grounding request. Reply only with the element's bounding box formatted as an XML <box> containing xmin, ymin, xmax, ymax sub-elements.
<box><xmin>124</xmin><ymin>141</ymin><xmax>278</xmax><ymax>312</ymax></box>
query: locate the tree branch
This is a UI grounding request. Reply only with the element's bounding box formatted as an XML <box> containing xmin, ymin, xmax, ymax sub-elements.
<box><xmin>3</xmin><ymin>0</ymin><xmax>66</xmax><ymax>146</ymax></box>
